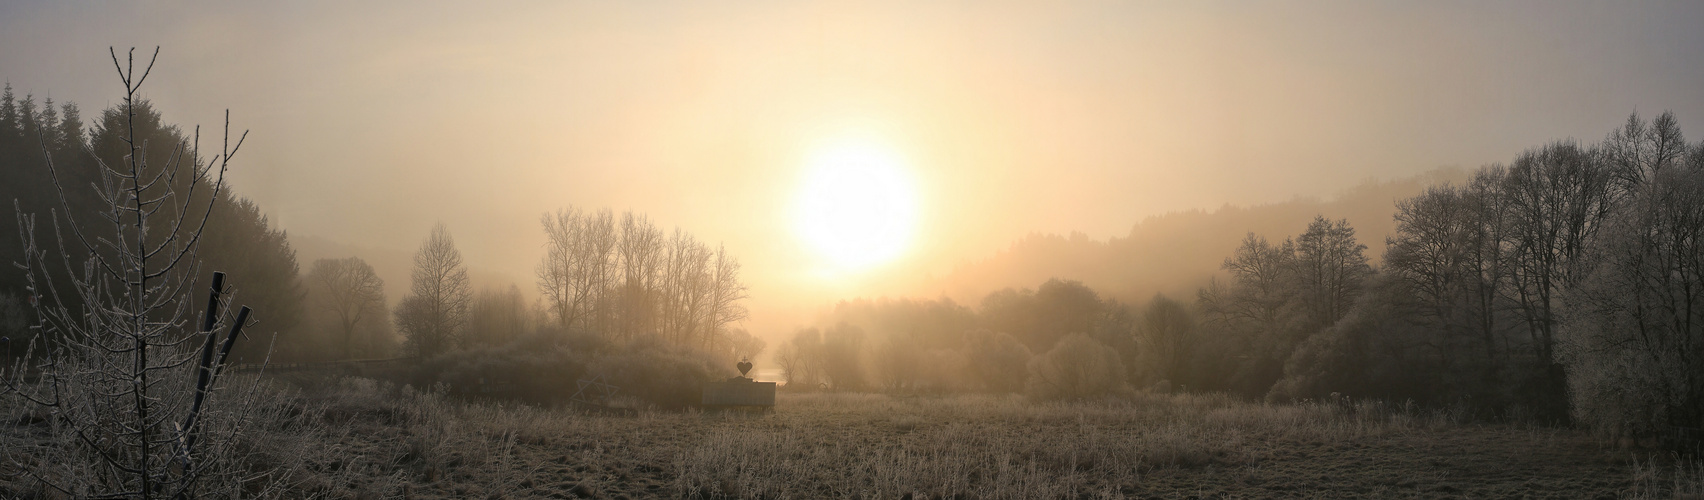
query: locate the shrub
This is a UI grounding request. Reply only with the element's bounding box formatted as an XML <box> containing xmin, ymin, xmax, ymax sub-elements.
<box><xmin>966</xmin><ymin>330</ymin><xmax>1032</xmax><ymax>393</ymax></box>
<box><xmin>1025</xmin><ymin>333</ymin><xmax>1129</xmax><ymax>401</ymax></box>
<box><xmin>1266</xmin><ymin>318</ymin><xmax>1361</xmax><ymax>404</ymax></box>
<box><xmin>586</xmin><ymin>338</ymin><xmax>729</xmax><ymax>409</ymax></box>
<box><xmin>1266</xmin><ymin>281</ymin><xmax>1435</xmax><ymax>405</ymax></box>
<box><xmin>411</xmin><ymin>330</ymin><xmax>732</xmax><ymax>409</ymax></box>
<box><xmin>414</xmin><ymin>333</ymin><xmax>590</xmax><ymax>405</ymax></box>
<box><xmin>1135</xmin><ymin>294</ymin><xmax>1195</xmax><ymax>387</ymax></box>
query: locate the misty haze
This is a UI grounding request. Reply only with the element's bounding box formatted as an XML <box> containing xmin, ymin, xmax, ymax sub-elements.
<box><xmin>2</xmin><ymin>1</ymin><xmax>1703</xmax><ymax>498</ymax></box>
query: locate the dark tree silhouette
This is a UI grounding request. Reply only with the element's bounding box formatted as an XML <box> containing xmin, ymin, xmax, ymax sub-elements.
<box><xmin>306</xmin><ymin>257</ymin><xmax>386</xmax><ymax>359</ymax></box>
<box><xmin>396</xmin><ymin>223</ymin><xmax>472</xmax><ymax>358</ymax></box>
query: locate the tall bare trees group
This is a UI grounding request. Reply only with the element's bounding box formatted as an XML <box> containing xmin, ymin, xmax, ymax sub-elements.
<box><xmin>538</xmin><ymin>207</ymin><xmax>747</xmax><ymax>348</ymax></box>
<box><xmin>1559</xmin><ymin>114</ymin><xmax>1704</xmax><ymax>437</ymax></box>
<box><xmin>1345</xmin><ymin>111</ymin><xmax>1703</xmax><ymax>430</ymax></box>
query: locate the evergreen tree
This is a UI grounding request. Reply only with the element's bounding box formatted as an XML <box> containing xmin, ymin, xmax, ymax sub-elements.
<box><xmin>3</xmin><ymin>94</ymin><xmax>304</xmax><ymax>360</ymax></box>
<box><xmin>0</xmin><ymin>83</ymin><xmax>17</xmax><ymax>144</ymax></box>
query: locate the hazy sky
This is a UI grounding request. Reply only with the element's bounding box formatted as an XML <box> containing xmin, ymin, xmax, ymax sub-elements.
<box><xmin>3</xmin><ymin>0</ymin><xmax>1702</xmax><ymax>335</ymax></box>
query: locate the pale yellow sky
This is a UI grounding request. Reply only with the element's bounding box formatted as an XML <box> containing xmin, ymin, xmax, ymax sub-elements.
<box><xmin>3</xmin><ymin>0</ymin><xmax>1702</xmax><ymax>335</ymax></box>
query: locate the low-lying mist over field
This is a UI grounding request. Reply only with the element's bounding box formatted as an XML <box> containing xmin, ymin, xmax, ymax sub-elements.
<box><xmin>2</xmin><ymin>1</ymin><xmax>1703</xmax><ymax>498</ymax></box>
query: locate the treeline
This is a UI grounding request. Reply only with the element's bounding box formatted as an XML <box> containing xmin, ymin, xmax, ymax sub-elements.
<box><xmin>0</xmin><ymin>85</ymin><xmax>756</xmax><ymax>388</ymax></box>
<box><xmin>0</xmin><ymin>86</ymin><xmax>302</xmax><ymax>363</ymax></box>
<box><xmin>789</xmin><ymin>112</ymin><xmax>1703</xmax><ymax>443</ymax></box>
<box><xmin>1284</xmin><ymin>112</ymin><xmax>1703</xmax><ymax>438</ymax></box>
<box><xmin>376</xmin><ymin>213</ymin><xmax>757</xmax><ymax>408</ymax></box>
<box><xmin>375</xmin><ymin>210</ymin><xmax>756</xmax><ymax>359</ymax></box>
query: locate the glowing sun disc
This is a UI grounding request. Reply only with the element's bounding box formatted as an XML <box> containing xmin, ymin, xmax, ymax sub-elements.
<box><xmin>794</xmin><ymin>139</ymin><xmax>919</xmax><ymax>270</ymax></box>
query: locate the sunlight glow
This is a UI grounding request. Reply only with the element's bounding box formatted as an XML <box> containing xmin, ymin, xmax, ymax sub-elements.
<box><xmin>794</xmin><ymin>137</ymin><xmax>920</xmax><ymax>271</ymax></box>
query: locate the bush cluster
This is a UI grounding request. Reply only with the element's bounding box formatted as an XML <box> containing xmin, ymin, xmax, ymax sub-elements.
<box><xmin>409</xmin><ymin>329</ymin><xmax>733</xmax><ymax>409</ymax></box>
<box><xmin>1025</xmin><ymin>334</ymin><xmax>1130</xmax><ymax>401</ymax></box>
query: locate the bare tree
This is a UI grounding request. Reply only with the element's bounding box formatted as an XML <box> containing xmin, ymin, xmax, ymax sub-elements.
<box><xmin>1562</xmin><ymin>166</ymin><xmax>1704</xmax><ymax>443</ymax></box>
<box><xmin>704</xmin><ymin>244</ymin><xmax>749</xmax><ymax>348</ymax></box>
<box><xmin>661</xmin><ymin>228</ymin><xmax>711</xmax><ymax>345</ymax></box>
<box><xmin>615</xmin><ymin>212</ymin><xmax>663</xmax><ymax>341</ymax></box>
<box><xmin>1460</xmin><ymin>168</ymin><xmax>1515</xmax><ymax>371</ymax></box>
<box><xmin>1602</xmin><ymin>111</ymin><xmax>1690</xmax><ymax>192</ymax></box>
<box><xmin>714</xmin><ymin>327</ymin><xmax>766</xmax><ymax>362</ymax></box>
<box><xmin>3</xmin><ymin>48</ymin><xmax>273</xmax><ymax>498</ymax></box>
<box><xmin>818</xmin><ymin>323</ymin><xmax>868</xmax><ymax>391</ymax></box>
<box><xmin>1291</xmin><ymin>216</ymin><xmax>1372</xmax><ymax>331</ymax></box>
<box><xmin>1197</xmin><ymin>232</ymin><xmax>1299</xmax><ymax>388</ymax></box>
<box><xmin>1212</xmin><ymin>232</ymin><xmax>1296</xmax><ymax>330</ymax></box>
<box><xmin>775</xmin><ymin>342</ymin><xmax>804</xmax><ymax>386</ymax></box>
<box><xmin>778</xmin><ymin>328</ymin><xmax>824</xmax><ymax>387</ymax></box>
<box><xmin>1501</xmin><ymin>141</ymin><xmax>1617</xmax><ymax>416</ymax></box>
<box><xmin>1387</xmin><ymin>186</ymin><xmax>1468</xmax><ymax>327</ymax></box>
<box><xmin>305</xmin><ymin>257</ymin><xmax>385</xmax><ymax>359</ymax></box>
<box><xmin>396</xmin><ymin>223</ymin><xmax>471</xmax><ymax>358</ymax></box>
<box><xmin>1385</xmin><ymin>185</ymin><xmax>1475</xmax><ymax>380</ymax></box>
<box><xmin>538</xmin><ymin>207</ymin><xmax>586</xmax><ymax>331</ymax></box>
<box><xmin>584</xmin><ymin>210</ymin><xmax>617</xmax><ymax>335</ymax></box>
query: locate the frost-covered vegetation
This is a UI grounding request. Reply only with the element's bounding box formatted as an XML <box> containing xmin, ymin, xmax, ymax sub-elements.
<box><xmin>8</xmin><ymin>377</ymin><xmax>1695</xmax><ymax>498</ymax></box>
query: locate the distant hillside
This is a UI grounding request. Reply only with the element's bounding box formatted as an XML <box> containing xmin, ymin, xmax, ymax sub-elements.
<box><xmin>928</xmin><ymin>168</ymin><xmax>1468</xmax><ymax>306</ymax></box>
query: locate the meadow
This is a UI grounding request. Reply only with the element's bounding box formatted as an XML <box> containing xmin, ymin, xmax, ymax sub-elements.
<box><xmin>9</xmin><ymin>376</ymin><xmax>1694</xmax><ymax>499</ymax></box>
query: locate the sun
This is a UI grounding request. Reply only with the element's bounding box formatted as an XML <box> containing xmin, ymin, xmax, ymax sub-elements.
<box><xmin>794</xmin><ymin>137</ymin><xmax>919</xmax><ymax>271</ymax></box>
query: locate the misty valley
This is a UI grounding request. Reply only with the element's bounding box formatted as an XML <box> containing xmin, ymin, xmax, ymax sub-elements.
<box><xmin>3</xmin><ymin>4</ymin><xmax>1704</xmax><ymax>498</ymax></box>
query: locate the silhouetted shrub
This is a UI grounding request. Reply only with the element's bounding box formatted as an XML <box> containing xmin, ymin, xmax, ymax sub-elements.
<box><xmin>966</xmin><ymin>330</ymin><xmax>1032</xmax><ymax>393</ymax></box>
<box><xmin>415</xmin><ymin>333</ymin><xmax>589</xmax><ymax>405</ymax></box>
<box><xmin>586</xmin><ymin>338</ymin><xmax>729</xmax><ymax>410</ymax></box>
<box><xmin>1026</xmin><ymin>333</ymin><xmax>1129</xmax><ymax>401</ymax></box>
<box><xmin>1266</xmin><ymin>313</ymin><xmax>1368</xmax><ymax>404</ymax></box>
<box><xmin>1135</xmin><ymin>294</ymin><xmax>1195</xmax><ymax>387</ymax></box>
<box><xmin>411</xmin><ymin>329</ymin><xmax>732</xmax><ymax>409</ymax></box>
<box><xmin>1267</xmin><ymin>278</ymin><xmax>1443</xmax><ymax>406</ymax></box>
